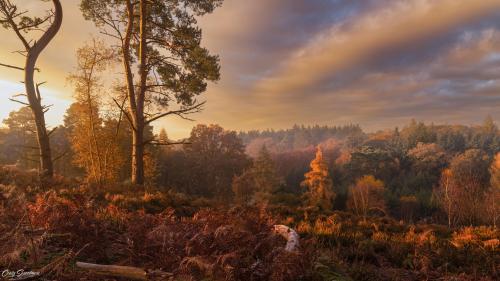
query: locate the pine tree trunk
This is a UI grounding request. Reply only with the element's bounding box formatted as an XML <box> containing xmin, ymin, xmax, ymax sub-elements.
<box><xmin>131</xmin><ymin>123</ymin><xmax>145</xmax><ymax>185</ymax></box>
<box><xmin>23</xmin><ymin>0</ymin><xmax>63</xmax><ymax>180</ymax></box>
<box><xmin>131</xmin><ymin>0</ymin><xmax>148</xmax><ymax>186</ymax></box>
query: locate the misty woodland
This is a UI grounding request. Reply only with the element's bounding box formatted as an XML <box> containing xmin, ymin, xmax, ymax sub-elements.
<box><xmin>0</xmin><ymin>0</ymin><xmax>499</xmax><ymax>281</ymax></box>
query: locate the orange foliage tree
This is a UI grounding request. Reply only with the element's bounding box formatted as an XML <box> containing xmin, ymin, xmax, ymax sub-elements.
<box><xmin>301</xmin><ymin>146</ymin><xmax>335</xmax><ymax>211</ymax></box>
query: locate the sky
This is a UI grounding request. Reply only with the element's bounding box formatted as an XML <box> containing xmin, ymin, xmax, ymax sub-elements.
<box><xmin>1</xmin><ymin>0</ymin><xmax>500</xmax><ymax>139</ymax></box>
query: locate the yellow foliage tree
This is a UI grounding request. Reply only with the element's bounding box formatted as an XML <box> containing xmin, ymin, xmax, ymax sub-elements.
<box><xmin>347</xmin><ymin>175</ymin><xmax>386</xmax><ymax>220</ymax></box>
<box><xmin>66</xmin><ymin>39</ymin><xmax>124</xmax><ymax>184</ymax></box>
<box><xmin>491</xmin><ymin>152</ymin><xmax>500</xmax><ymax>189</ymax></box>
<box><xmin>301</xmin><ymin>146</ymin><xmax>335</xmax><ymax>211</ymax></box>
<box><xmin>487</xmin><ymin>153</ymin><xmax>500</xmax><ymax>227</ymax></box>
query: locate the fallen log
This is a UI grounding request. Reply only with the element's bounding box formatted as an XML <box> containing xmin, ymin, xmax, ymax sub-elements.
<box><xmin>76</xmin><ymin>262</ymin><xmax>147</xmax><ymax>280</ymax></box>
<box><xmin>273</xmin><ymin>224</ymin><xmax>300</xmax><ymax>252</ymax></box>
<box><xmin>75</xmin><ymin>262</ymin><xmax>173</xmax><ymax>280</ymax></box>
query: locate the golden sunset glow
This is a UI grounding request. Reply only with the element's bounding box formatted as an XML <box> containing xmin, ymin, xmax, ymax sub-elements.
<box><xmin>1</xmin><ymin>0</ymin><xmax>500</xmax><ymax>138</ymax></box>
<box><xmin>0</xmin><ymin>1</ymin><xmax>499</xmax><ymax>278</ymax></box>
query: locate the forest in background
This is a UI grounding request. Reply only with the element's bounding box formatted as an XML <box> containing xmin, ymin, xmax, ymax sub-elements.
<box><xmin>1</xmin><ymin>113</ymin><xmax>499</xmax><ymax>226</ymax></box>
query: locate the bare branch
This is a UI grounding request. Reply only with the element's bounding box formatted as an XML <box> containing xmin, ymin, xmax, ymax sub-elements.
<box><xmin>35</xmin><ymin>81</ymin><xmax>46</xmax><ymax>102</ymax></box>
<box><xmin>47</xmin><ymin>127</ymin><xmax>57</xmax><ymax>136</ymax></box>
<box><xmin>53</xmin><ymin>150</ymin><xmax>69</xmax><ymax>162</ymax></box>
<box><xmin>0</xmin><ymin>62</ymin><xmax>23</xmax><ymax>71</ymax></box>
<box><xmin>114</xmin><ymin>96</ymin><xmax>127</xmax><ymax>137</ymax></box>
<box><xmin>145</xmin><ymin>101</ymin><xmax>205</xmax><ymax>124</ymax></box>
<box><xmin>0</xmin><ymin>62</ymin><xmax>40</xmax><ymax>72</ymax></box>
<box><xmin>8</xmin><ymin>98</ymin><xmax>29</xmax><ymax>106</ymax></box>
<box><xmin>143</xmin><ymin>139</ymin><xmax>191</xmax><ymax>146</ymax></box>
<box><xmin>112</xmin><ymin>97</ymin><xmax>136</xmax><ymax>131</ymax></box>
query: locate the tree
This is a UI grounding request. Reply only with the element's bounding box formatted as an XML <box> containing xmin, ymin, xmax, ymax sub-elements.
<box><xmin>436</xmin><ymin>168</ymin><xmax>458</xmax><ymax>228</ymax></box>
<box><xmin>80</xmin><ymin>0</ymin><xmax>222</xmax><ymax>184</ymax></box>
<box><xmin>252</xmin><ymin>146</ymin><xmax>282</xmax><ymax>200</ymax></box>
<box><xmin>399</xmin><ymin>195</ymin><xmax>418</xmax><ymax>223</ymax></box>
<box><xmin>487</xmin><ymin>153</ymin><xmax>500</xmax><ymax>227</ymax></box>
<box><xmin>184</xmin><ymin>124</ymin><xmax>249</xmax><ymax>198</ymax></box>
<box><xmin>401</xmin><ymin>120</ymin><xmax>437</xmax><ymax>148</ymax></box>
<box><xmin>232</xmin><ymin>172</ymin><xmax>255</xmax><ymax>205</ymax></box>
<box><xmin>437</xmin><ymin>149</ymin><xmax>490</xmax><ymax>226</ymax></box>
<box><xmin>408</xmin><ymin>142</ymin><xmax>446</xmax><ymax>172</ymax></box>
<box><xmin>437</xmin><ymin>127</ymin><xmax>466</xmax><ymax>153</ymax></box>
<box><xmin>67</xmin><ymin>39</ymin><xmax>116</xmax><ymax>184</ymax></box>
<box><xmin>301</xmin><ymin>146</ymin><xmax>335</xmax><ymax>211</ymax></box>
<box><xmin>0</xmin><ymin>0</ymin><xmax>63</xmax><ymax>179</ymax></box>
<box><xmin>347</xmin><ymin>175</ymin><xmax>386</xmax><ymax>220</ymax></box>
<box><xmin>2</xmin><ymin>107</ymin><xmax>38</xmax><ymax>169</ymax></box>
<box><xmin>491</xmin><ymin>152</ymin><xmax>500</xmax><ymax>189</ymax></box>
<box><xmin>232</xmin><ymin>145</ymin><xmax>282</xmax><ymax>205</ymax></box>
<box><xmin>407</xmin><ymin>142</ymin><xmax>446</xmax><ymax>193</ymax></box>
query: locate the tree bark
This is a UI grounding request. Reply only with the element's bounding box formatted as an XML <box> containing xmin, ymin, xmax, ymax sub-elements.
<box><xmin>24</xmin><ymin>0</ymin><xmax>63</xmax><ymax>179</ymax></box>
<box><xmin>130</xmin><ymin>0</ymin><xmax>148</xmax><ymax>185</ymax></box>
<box><xmin>132</xmin><ymin>124</ymin><xmax>145</xmax><ymax>185</ymax></box>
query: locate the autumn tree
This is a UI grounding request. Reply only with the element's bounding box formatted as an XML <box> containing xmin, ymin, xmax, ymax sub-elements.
<box><xmin>491</xmin><ymin>152</ymin><xmax>500</xmax><ymax>189</ymax></box>
<box><xmin>0</xmin><ymin>0</ymin><xmax>63</xmax><ymax>179</ymax></box>
<box><xmin>436</xmin><ymin>168</ymin><xmax>458</xmax><ymax>228</ymax></box>
<box><xmin>408</xmin><ymin>142</ymin><xmax>446</xmax><ymax>173</ymax></box>
<box><xmin>232</xmin><ymin>145</ymin><xmax>282</xmax><ymax>204</ymax></box>
<box><xmin>301</xmin><ymin>146</ymin><xmax>335</xmax><ymax>211</ymax></box>
<box><xmin>66</xmin><ymin>39</ymin><xmax>118</xmax><ymax>184</ymax></box>
<box><xmin>80</xmin><ymin>0</ymin><xmax>222</xmax><ymax>184</ymax></box>
<box><xmin>347</xmin><ymin>175</ymin><xmax>386</xmax><ymax>220</ymax></box>
<box><xmin>487</xmin><ymin>153</ymin><xmax>500</xmax><ymax>227</ymax></box>
<box><xmin>407</xmin><ymin>142</ymin><xmax>447</xmax><ymax>198</ymax></box>
<box><xmin>401</xmin><ymin>120</ymin><xmax>437</xmax><ymax>148</ymax></box>
<box><xmin>437</xmin><ymin>149</ymin><xmax>490</xmax><ymax>226</ymax></box>
<box><xmin>185</xmin><ymin>124</ymin><xmax>249</xmax><ymax>198</ymax></box>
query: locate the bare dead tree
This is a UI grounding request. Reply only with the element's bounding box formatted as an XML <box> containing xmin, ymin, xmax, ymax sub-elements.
<box><xmin>0</xmin><ymin>0</ymin><xmax>63</xmax><ymax>180</ymax></box>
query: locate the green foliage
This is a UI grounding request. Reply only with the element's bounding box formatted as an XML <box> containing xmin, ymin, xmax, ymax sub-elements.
<box><xmin>80</xmin><ymin>0</ymin><xmax>221</xmax><ymax>108</ymax></box>
<box><xmin>233</xmin><ymin>145</ymin><xmax>283</xmax><ymax>204</ymax></box>
<box><xmin>183</xmin><ymin>124</ymin><xmax>250</xmax><ymax>198</ymax></box>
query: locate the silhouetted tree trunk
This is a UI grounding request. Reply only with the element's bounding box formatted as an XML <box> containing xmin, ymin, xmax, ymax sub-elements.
<box><xmin>0</xmin><ymin>0</ymin><xmax>63</xmax><ymax>180</ymax></box>
<box><xmin>25</xmin><ymin>0</ymin><xmax>63</xmax><ymax>179</ymax></box>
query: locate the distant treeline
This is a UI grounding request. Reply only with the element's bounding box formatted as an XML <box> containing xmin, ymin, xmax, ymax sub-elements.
<box><xmin>238</xmin><ymin>119</ymin><xmax>499</xmax><ymax>156</ymax></box>
<box><xmin>238</xmin><ymin>124</ymin><xmax>364</xmax><ymax>153</ymax></box>
<box><xmin>1</xmin><ymin>110</ymin><xmax>499</xmax><ymax>225</ymax></box>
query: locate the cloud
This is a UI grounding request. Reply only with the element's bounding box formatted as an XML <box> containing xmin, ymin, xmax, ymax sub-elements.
<box><xmin>1</xmin><ymin>0</ymin><xmax>499</xmax><ymax>138</ymax></box>
<box><xmin>255</xmin><ymin>0</ymin><xmax>500</xmax><ymax>95</ymax></box>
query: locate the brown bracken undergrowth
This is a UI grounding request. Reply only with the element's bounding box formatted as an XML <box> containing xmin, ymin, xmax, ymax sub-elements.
<box><xmin>1</xmin><ymin>167</ymin><xmax>499</xmax><ymax>281</ymax></box>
